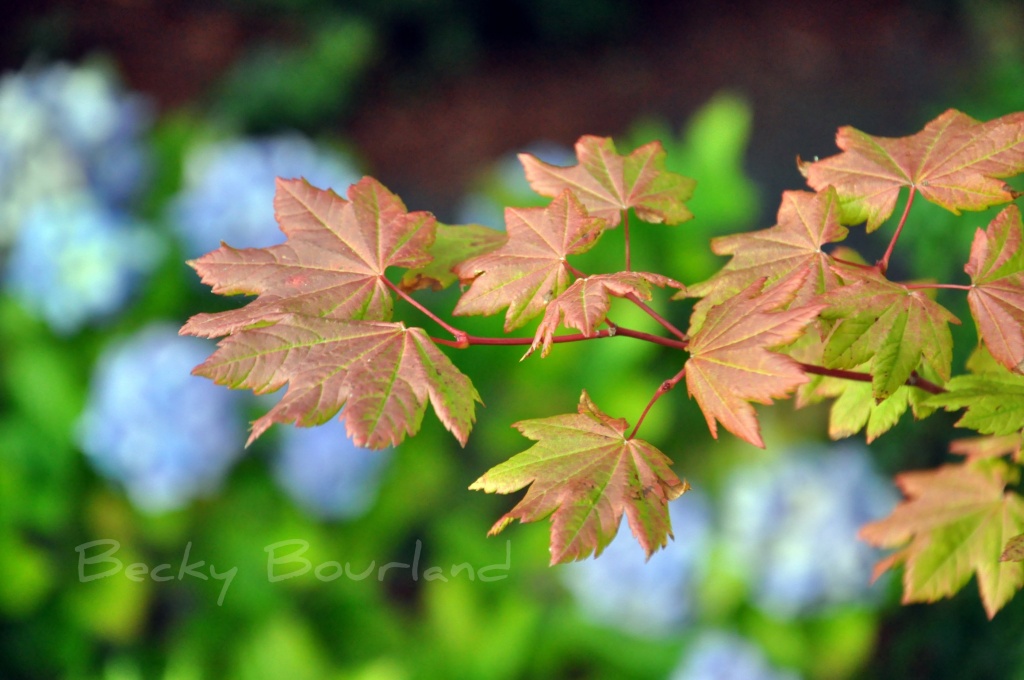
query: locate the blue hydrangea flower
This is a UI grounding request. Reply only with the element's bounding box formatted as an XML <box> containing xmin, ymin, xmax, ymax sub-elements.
<box><xmin>169</xmin><ymin>134</ymin><xmax>362</xmax><ymax>256</ymax></box>
<box><xmin>272</xmin><ymin>418</ymin><xmax>391</xmax><ymax>520</ymax></box>
<box><xmin>720</xmin><ymin>443</ymin><xmax>898</xmax><ymax>617</ymax></box>
<box><xmin>561</xmin><ymin>491</ymin><xmax>712</xmax><ymax>636</ymax></box>
<box><xmin>4</xmin><ymin>192</ymin><xmax>160</xmax><ymax>334</ymax></box>
<box><xmin>77</xmin><ymin>324</ymin><xmax>247</xmax><ymax>512</ymax></box>
<box><xmin>671</xmin><ymin>631</ymin><xmax>801</xmax><ymax>680</ymax></box>
<box><xmin>0</xmin><ymin>62</ymin><xmax>151</xmax><ymax>244</ymax></box>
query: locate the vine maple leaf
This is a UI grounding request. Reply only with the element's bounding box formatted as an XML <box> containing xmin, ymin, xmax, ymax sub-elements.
<box><xmin>519</xmin><ymin>136</ymin><xmax>695</xmax><ymax>226</ymax></box>
<box><xmin>821</xmin><ymin>268</ymin><xmax>959</xmax><ymax>399</ymax></box>
<box><xmin>689</xmin><ymin>187</ymin><xmax>847</xmax><ymax>309</ymax></box>
<box><xmin>859</xmin><ymin>459</ymin><xmax>1024</xmax><ymax>619</ymax></box>
<box><xmin>800</xmin><ymin>109</ymin><xmax>1024</xmax><ymax>231</ymax></box>
<box><xmin>182</xmin><ymin>177</ymin><xmax>435</xmax><ymax>338</ymax></box>
<box><xmin>192</xmin><ymin>314</ymin><xmax>480</xmax><ymax>448</ymax></box>
<box><xmin>685</xmin><ymin>275</ymin><xmax>825</xmax><ymax>448</ymax></box>
<box><xmin>526</xmin><ymin>272</ymin><xmax>683</xmax><ymax>358</ymax></box>
<box><xmin>470</xmin><ymin>390</ymin><xmax>689</xmax><ymax>564</ymax></box>
<box><xmin>928</xmin><ymin>373</ymin><xmax>1024</xmax><ymax>437</ymax></box>
<box><xmin>949</xmin><ymin>434</ymin><xmax>1023</xmax><ymax>462</ymax></box>
<box><xmin>452</xmin><ymin>190</ymin><xmax>605</xmax><ymax>331</ymax></box>
<box><xmin>965</xmin><ymin>205</ymin><xmax>1024</xmax><ymax>373</ymax></box>
<box><xmin>400</xmin><ymin>222</ymin><xmax>506</xmax><ymax>292</ymax></box>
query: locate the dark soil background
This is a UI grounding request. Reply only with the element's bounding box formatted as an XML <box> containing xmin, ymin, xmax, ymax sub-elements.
<box><xmin>4</xmin><ymin>0</ymin><xmax>980</xmax><ymax>220</ymax></box>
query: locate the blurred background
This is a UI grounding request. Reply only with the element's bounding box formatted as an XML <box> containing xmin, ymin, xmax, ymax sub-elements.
<box><xmin>2</xmin><ymin>0</ymin><xmax>1024</xmax><ymax>678</ymax></box>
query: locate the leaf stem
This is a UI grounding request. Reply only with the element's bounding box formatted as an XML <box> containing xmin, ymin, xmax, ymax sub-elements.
<box><xmin>622</xmin><ymin>209</ymin><xmax>632</xmax><ymax>272</ymax></box>
<box><xmin>903</xmin><ymin>282</ymin><xmax>972</xmax><ymax>291</ymax></box>
<box><xmin>565</xmin><ymin>262</ymin><xmax>588</xmax><ymax>279</ymax></box>
<box><xmin>629</xmin><ymin>365</ymin><xmax>687</xmax><ymax>440</ymax></box>
<box><xmin>878</xmin><ymin>185</ymin><xmax>916</xmax><ymax>274</ymax></box>
<box><xmin>625</xmin><ymin>293</ymin><xmax>688</xmax><ymax>342</ymax></box>
<box><xmin>430</xmin><ymin>324</ymin><xmax>689</xmax><ymax>351</ymax></box>
<box><xmin>796</xmin><ymin>362</ymin><xmax>946</xmax><ymax>395</ymax></box>
<box><xmin>383</xmin><ymin>277</ymin><xmax>469</xmax><ymax>347</ymax></box>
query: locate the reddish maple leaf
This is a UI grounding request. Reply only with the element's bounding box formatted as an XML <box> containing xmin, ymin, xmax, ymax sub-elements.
<box><xmin>400</xmin><ymin>222</ymin><xmax>507</xmax><ymax>292</ymax></box>
<box><xmin>193</xmin><ymin>314</ymin><xmax>480</xmax><ymax>448</ymax></box>
<box><xmin>859</xmin><ymin>459</ymin><xmax>1024</xmax><ymax>619</ymax></box>
<box><xmin>452</xmin><ymin>190</ymin><xmax>605</xmax><ymax>331</ymax></box>
<box><xmin>949</xmin><ymin>434</ymin><xmax>1023</xmax><ymax>462</ymax></box>
<box><xmin>965</xmin><ymin>204</ymin><xmax>1024</xmax><ymax>373</ymax></box>
<box><xmin>182</xmin><ymin>177</ymin><xmax>435</xmax><ymax>338</ymax></box>
<box><xmin>821</xmin><ymin>267</ymin><xmax>959</xmax><ymax>398</ymax></box>
<box><xmin>689</xmin><ymin>187</ymin><xmax>848</xmax><ymax>309</ymax></box>
<box><xmin>685</xmin><ymin>275</ymin><xmax>825</xmax><ymax>447</ymax></box>
<box><xmin>519</xmin><ymin>136</ymin><xmax>695</xmax><ymax>226</ymax></box>
<box><xmin>526</xmin><ymin>272</ymin><xmax>683</xmax><ymax>358</ymax></box>
<box><xmin>470</xmin><ymin>390</ymin><xmax>689</xmax><ymax>564</ymax></box>
<box><xmin>800</xmin><ymin>109</ymin><xmax>1024</xmax><ymax>231</ymax></box>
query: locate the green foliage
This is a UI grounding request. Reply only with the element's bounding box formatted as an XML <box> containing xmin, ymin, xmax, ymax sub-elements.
<box><xmin>185</xmin><ymin>108</ymin><xmax>1024</xmax><ymax>619</ymax></box>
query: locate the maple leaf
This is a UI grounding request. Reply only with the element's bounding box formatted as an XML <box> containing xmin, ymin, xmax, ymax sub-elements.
<box><xmin>182</xmin><ymin>177</ymin><xmax>436</xmax><ymax>338</ymax></box>
<box><xmin>469</xmin><ymin>390</ymin><xmax>689</xmax><ymax>564</ymax></box>
<box><xmin>400</xmin><ymin>222</ymin><xmax>506</xmax><ymax>292</ymax></box>
<box><xmin>519</xmin><ymin>136</ymin><xmax>695</xmax><ymax>226</ymax></box>
<box><xmin>800</xmin><ymin>109</ymin><xmax>1024</xmax><ymax>231</ymax></box>
<box><xmin>689</xmin><ymin>187</ymin><xmax>848</xmax><ymax>309</ymax></box>
<box><xmin>452</xmin><ymin>190</ymin><xmax>605</xmax><ymax>331</ymax></box>
<box><xmin>821</xmin><ymin>268</ymin><xmax>959</xmax><ymax>399</ymax></box>
<box><xmin>965</xmin><ymin>204</ymin><xmax>1024</xmax><ymax>373</ymax></box>
<box><xmin>949</xmin><ymin>434</ymin><xmax>1023</xmax><ymax>462</ymax></box>
<box><xmin>192</xmin><ymin>313</ymin><xmax>480</xmax><ymax>448</ymax></box>
<box><xmin>526</xmin><ymin>271</ymin><xmax>683</xmax><ymax>358</ymax></box>
<box><xmin>927</xmin><ymin>373</ymin><xmax>1024</xmax><ymax>437</ymax></box>
<box><xmin>685</xmin><ymin>275</ymin><xmax>825</xmax><ymax>448</ymax></box>
<box><xmin>859</xmin><ymin>459</ymin><xmax>1024</xmax><ymax>619</ymax></box>
<box><xmin>796</xmin><ymin>346</ymin><xmax>939</xmax><ymax>443</ymax></box>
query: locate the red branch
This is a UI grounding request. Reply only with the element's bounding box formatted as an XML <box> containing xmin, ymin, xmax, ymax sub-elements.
<box><xmin>796</xmin><ymin>362</ymin><xmax>946</xmax><ymax>395</ymax></box>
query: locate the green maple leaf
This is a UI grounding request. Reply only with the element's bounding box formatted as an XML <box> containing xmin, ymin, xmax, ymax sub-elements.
<box><xmin>526</xmin><ymin>271</ymin><xmax>683</xmax><ymax>358</ymax></box>
<box><xmin>400</xmin><ymin>222</ymin><xmax>507</xmax><ymax>292</ymax></box>
<box><xmin>860</xmin><ymin>459</ymin><xmax>1024</xmax><ymax>619</ymax></box>
<box><xmin>519</xmin><ymin>136</ymin><xmax>695</xmax><ymax>226</ymax></box>
<box><xmin>821</xmin><ymin>268</ymin><xmax>959</xmax><ymax>399</ymax></box>
<box><xmin>689</xmin><ymin>187</ymin><xmax>848</xmax><ymax>308</ymax></box>
<box><xmin>193</xmin><ymin>314</ymin><xmax>480</xmax><ymax>448</ymax></box>
<box><xmin>685</xmin><ymin>275</ymin><xmax>824</xmax><ymax>448</ymax></box>
<box><xmin>820</xmin><ymin>379</ymin><xmax>935</xmax><ymax>443</ymax></box>
<box><xmin>452</xmin><ymin>190</ymin><xmax>606</xmax><ymax>331</ymax></box>
<box><xmin>182</xmin><ymin>177</ymin><xmax>435</xmax><ymax>338</ymax></box>
<box><xmin>800</xmin><ymin>109</ymin><xmax>1024</xmax><ymax>231</ymax></box>
<box><xmin>965</xmin><ymin>204</ymin><xmax>1024</xmax><ymax>373</ymax></box>
<box><xmin>469</xmin><ymin>390</ymin><xmax>689</xmax><ymax>564</ymax></box>
<box><xmin>928</xmin><ymin>373</ymin><xmax>1024</xmax><ymax>437</ymax></box>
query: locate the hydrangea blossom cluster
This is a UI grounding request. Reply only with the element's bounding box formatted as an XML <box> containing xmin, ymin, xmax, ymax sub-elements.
<box><xmin>273</xmin><ymin>417</ymin><xmax>391</xmax><ymax>520</ymax></box>
<box><xmin>720</xmin><ymin>443</ymin><xmax>898</xmax><ymax>617</ymax></box>
<box><xmin>5</xmin><ymin>194</ymin><xmax>159</xmax><ymax>333</ymax></box>
<box><xmin>0</xmin><ymin>61</ymin><xmax>150</xmax><ymax>243</ymax></box>
<box><xmin>169</xmin><ymin>134</ymin><xmax>362</xmax><ymax>257</ymax></box>
<box><xmin>561</xmin><ymin>490</ymin><xmax>712</xmax><ymax>636</ymax></box>
<box><xmin>0</xmin><ymin>62</ymin><xmax>157</xmax><ymax>333</ymax></box>
<box><xmin>670</xmin><ymin>631</ymin><xmax>801</xmax><ymax>680</ymax></box>
<box><xmin>77</xmin><ymin>324</ymin><xmax>247</xmax><ymax>512</ymax></box>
